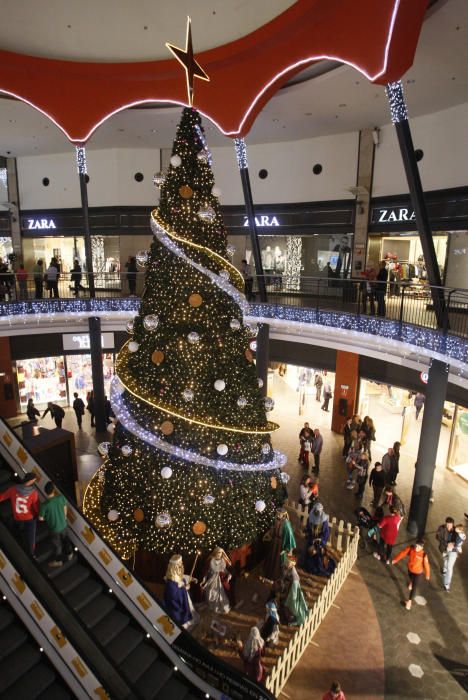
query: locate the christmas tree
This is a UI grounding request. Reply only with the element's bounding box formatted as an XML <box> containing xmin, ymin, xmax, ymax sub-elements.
<box><xmin>84</xmin><ymin>108</ymin><xmax>288</xmax><ymax>558</ymax></box>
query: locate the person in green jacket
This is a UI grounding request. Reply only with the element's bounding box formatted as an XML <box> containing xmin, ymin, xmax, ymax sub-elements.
<box><xmin>263</xmin><ymin>508</ymin><xmax>296</xmax><ymax>581</ymax></box>
<box><xmin>39</xmin><ymin>481</ymin><xmax>73</xmax><ymax>567</ymax></box>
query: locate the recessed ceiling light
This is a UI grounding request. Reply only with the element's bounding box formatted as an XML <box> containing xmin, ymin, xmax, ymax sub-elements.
<box><xmin>117</xmin><ymin>128</ymin><xmax>125</xmax><ymax>132</ymax></box>
<box><xmin>339</xmin><ymin>103</ymin><xmax>347</xmax><ymax>108</ymax></box>
<box><xmin>151</xmin><ymin>129</ymin><xmax>157</xmax><ymax>133</ymax></box>
<box><xmin>144</xmin><ymin>25</ymin><xmax>148</xmax><ymax>30</ymax></box>
<box><xmin>355</xmin><ymin>81</ymin><xmax>360</xmax><ymax>85</ymax></box>
<box><xmin>272</xmin><ymin>118</ymin><xmax>279</xmax><ymax>123</ymax></box>
<box><xmin>335</xmin><ymin>115</ymin><xmax>339</xmax><ymax>119</ymax></box>
<box><xmin>305</xmin><ymin>112</ymin><xmax>313</xmax><ymax>116</ymax></box>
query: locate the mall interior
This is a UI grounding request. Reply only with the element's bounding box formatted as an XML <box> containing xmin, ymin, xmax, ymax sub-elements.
<box><xmin>0</xmin><ymin>2</ymin><xmax>467</xmax><ymax>699</ymax></box>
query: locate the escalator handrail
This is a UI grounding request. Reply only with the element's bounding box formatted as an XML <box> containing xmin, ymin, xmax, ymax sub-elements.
<box><xmin>0</xmin><ymin>525</ymin><xmax>135</xmax><ymax>700</ymax></box>
<box><xmin>0</xmin><ymin>417</ymin><xmax>275</xmax><ymax>700</ymax></box>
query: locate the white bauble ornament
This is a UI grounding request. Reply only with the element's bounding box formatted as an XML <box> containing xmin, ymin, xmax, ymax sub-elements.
<box><xmin>128</xmin><ymin>341</ymin><xmax>139</xmax><ymax>353</ymax></box>
<box><xmin>143</xmin><ymin>314</ymin><xmax>159</xmax><ymax>331</ymax></box>
<box><xmin>98</xmin><ymin>442</ymin><xmax>111</xmax><ymax>457</ymax></box>
<box><xmin>214</xmin><ymin>379</ymin><xmax>226</xmax><ymax>392</ymax></box>
<box><xmin>121</xmin><ymin>445</ymin><xmax>132</xmax><ymax>457</ymax></box>
<box><xmin>107</xmin><ymin>509</ymin><xmax>120</xmax><ymax>522</ymax></box>
<box><xmin>264</xmin><ymin>397</ymin><xmax>275</xmax><ymax>412</ymax></box>
<box><xmin>136</xmin><ymin>250</ymin><xmax>148</xmax><ymax>267</ymax></box>
<box><xmin>156</xmin><ymin>512</ymin><xmax>172</xmax><ymax>528</ymax></box>
<box><xmin>182</xmin><ymin>388</ymin><xmax>194</xmax><ymax>402</ymax></box>
<box><xmin>262</xmin><ymin>443</ymin><xmax>271</xmax><ymax>455</ymax></box>
<box><xmin>187</xmin><ymin>331</ymin><xmax>200</xmax><ymax>344</ymax></box>
<box><xmin>226</xmin><ymin>243</ymin><xmax>236</xmax><ymax>257</ymax></box>
<box><xmin>153</xmin><ymin>171</ymin><xmax>166</xmax><ymax>187</ymax></box>
<box><xmin>230</xmin><ymin>318</ymin><xmax>241</xmax><ymax>331</ymax></box>
<box><xmin>237</xmin><ymin>396</ymin><xmax>247</xmax><ymax>409</ymax></box>
<box><xmin>255</xmin><ymin>500</ymin><xmax>266</xmax><ymax>513</ymax></box>
<box><xmin>126</xmin><ymin>320</ymin><xmax>134</xmax><ymax>334</ymax></box>
<box><xmin>197</xmin><ymin>150</ymin><xmax>208</xmax><ymax>164</ymax></box>
<box><xmin>170</xmin><ymin>154</ymin><xmax>182</xmax><ymax>167</ymax></box>
<box><xmin>161</xmin><ymin>467</ymin><xmax>173</xmax><ymax>479</ymax></box>
<box><xmin>257</xmin><ymin>378</ymin><xmax>264</xmax><ymax>388</ymax></box>
<box><xmin>249</xmin><ymin>340</ymin><xmax>257</xmax><ymax>352</ymax></box>
<box><xmin>280</xmin><ymin>472</ymin><xmax>290</xmax><ymax>484</ymax></box>
<box><xmin>245</xmin><ymin>323</ymin><xmax>259</xmax><ymax>337</ymax></box>
<box><xmin>219</xmin><ymin>270</ymin><xmax>230</xmax><ymax>281</ymax></box>
<box><xmin>212</xmin><ymin>186</ymin><xmax>222</xmax><ymax>198</ymax></box>
<box><xmin>217</xmin><ymin>443</ymin><xmax>228</xmax><ymax>456</ymax></box>
<box><xmin>278</xmin><ymin>452</ymin><xmax>288</xmax><ymax>467</ymax></box>
<box><xmin>197</xmin><ymin>205</ymin><xmax>216</xmax><ymax>222</ymax></box>
<box><xmin>203</xmin><ymin>494</ymin><xmax>215</xmax><ymax>505</ymax></box>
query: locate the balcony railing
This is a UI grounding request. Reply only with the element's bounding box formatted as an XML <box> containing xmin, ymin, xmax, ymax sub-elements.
<box><xmin>1</xmin><ymin>272</ymin><xmax>467</xmax><ymax>339</ymax></box>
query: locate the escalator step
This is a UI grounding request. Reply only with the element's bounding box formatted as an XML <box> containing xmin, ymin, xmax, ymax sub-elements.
<box><xmin>106</xmin><ymin>624</ymin><xmax>144</xmax><ymax>665</ymax></box>
<box><xmin>79</xmin><ymin>594</ymin><xmax>116</xmax><ymax>628</ymax></box>
<box><xmin>0</xmin><ymin>642</ymin><xmax>41</xmax><ymax>693</ymax></box>
<box><xmin>119</xmin><ymin>641</ymin><xmax>159</xmax><ymax>683</ymax></box>
<box><xmin>67</xmin><ymin>577</ymin><xmax>103</xmax><ymax>612</ymax></box>
<box><xmin>134</xmin><ymin>659</ymin><xmax>174</xmax><ymax>700</ymax></box>
<box><xmin>35</xmin><ymin>537</ymin><xmax>55</xmax><ymax>563</ymax></box>
<box><xmin>0</xmin><ymin>622</ymin><xmax>28</xmax><ymax>659</ymax></box>
<box><xmin>50</xmin><ymin>563</ymin><xmax>90</xmax><ymax>593</ymax></box>
<box><xmin>36</xmin><ymin>681</ymin><xmax>73</xmax><ymax>700</ymax></box>
<box><xmin>92</xmin><ymin>610</ymin><xmax>130</xmax><ymax>647</ymax></box>
<box><xmin>156</xmin><ymin>676</ymin><xmax>194</xmax><ymax>700</ymax></box>
<box><xmin>36</xmin><ymin>521</ymin><xmax>52</xmax><ymax>543</ymax></box>
<box><xmin>2</xmin><ymin>661</ymin><xmax>56</xmax><ymax>700</ymax></box>
<box><xmin>0</xmin><ymin>606</ymin><xmax>14</xmax><ymax>631</ymax></box>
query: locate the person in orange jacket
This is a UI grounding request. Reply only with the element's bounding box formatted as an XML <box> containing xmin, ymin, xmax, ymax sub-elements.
<box><xmin>392</xmin><ymin>539</ymin><xmax>430</xmax><ymax>610</ymax></box>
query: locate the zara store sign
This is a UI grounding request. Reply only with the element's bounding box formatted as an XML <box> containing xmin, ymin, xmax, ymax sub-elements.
<box><xmin>27</xmin><ymin>218</ymin><xmax>57</xmax><ymax>230</ymax></box>
<box><xmin>373</xmin><ymin>207</ymin><xmax>416</xmax><ymax>224</ymax></box>
<box><xmin>243</xmin><ymin>215</ymin><xmax>280</xmax><ymax>228</ymax></box>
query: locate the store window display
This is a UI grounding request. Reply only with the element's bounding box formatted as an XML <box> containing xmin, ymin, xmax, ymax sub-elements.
<box><xmin>367</xmin><ymin>234</ymin><xmax>447</xmax><ymax>283</ymax></box>
<box><xmin>16</xmin><ymin>357</ymin><xmax>67</xmax><ymax>409</ymax></box>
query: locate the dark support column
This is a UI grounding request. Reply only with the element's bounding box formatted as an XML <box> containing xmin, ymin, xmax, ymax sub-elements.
<box><xmin>407</xmin><ymin>359</ymin><xmax>449</xmax><ymax>537</ymax></box>
<box><xmin>88</xmin><ymin>317</ymin><xmax>107</xmax><ymax>434</ymax></box>
<box><xmin>234</xmin><ymin>138</ymin><xmax>270</xmax><ymax>393</ymax></box>
<box><xmin>255</xmin><ymin>324</ymin><xmax>269</xmax><ymax>398</ymax></box>
<box><xmin>385</xmin><ymin>82</ymin><xmax>446</xmax><ymax>328</ymax></box>
<box><xmin>76</xmin><ymin>146</ymin><xmax>106</xmax><ymax>431</ymax></box>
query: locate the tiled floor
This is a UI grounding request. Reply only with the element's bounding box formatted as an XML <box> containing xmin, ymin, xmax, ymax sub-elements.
<box><xmin>13</xmin><ymin>377</ymin><xmax>468</xmax><ymax>698</ymax></box>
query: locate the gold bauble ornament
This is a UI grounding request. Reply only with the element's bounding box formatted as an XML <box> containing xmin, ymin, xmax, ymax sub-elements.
<box><xmin>160</xmin><ymin>420</ymin><xmax>174</xmax><ymax>436</ymax></box>
<box><xmin>179</xmin><ymin>185</ymin><xmax>193</xmax><ymax>199</ymax></box>
<box><xmin>188</xmin><ymin>293</ymin><xmax>203</xmax><ymax>308</ymax></box>
<box><xmin>245</xmin><ymin>349</ymin><xmax>253</xmax><ymax>363</ymax></box>
<box><xmin>151</xmin><ymin>350</ymin><xmax>165</xmax><ymax>365</ymax></box>
<box><xmin>192</xmin><ymin>520</ymin><xmax>207</xmax><ymax>536</ymax></box>
<box><xmin>270</xmin><ymin>476</ymin><xmax>278</xmax><ymax>489</ymax></box>
<box><xmin>133</xmin><ymin>508</ymin><xmax>144</xmax><ymax>522</ymax></box>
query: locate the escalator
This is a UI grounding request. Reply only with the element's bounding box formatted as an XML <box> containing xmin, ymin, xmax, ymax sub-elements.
<box><xmin>0</xmin><ymin>418</ymin><xmax>274</xmax><ymax>700</ymax></box>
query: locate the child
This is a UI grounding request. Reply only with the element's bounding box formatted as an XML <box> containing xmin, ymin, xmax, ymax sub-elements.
<box><xmin>392</xmin><ymin>539</ymin><xmax>430</xmax><ymax>610</ymax></box>
<box><xmin>39</xmin><ymin>481</ymin><xmax>72</xmax><ymax>567</ymax></box>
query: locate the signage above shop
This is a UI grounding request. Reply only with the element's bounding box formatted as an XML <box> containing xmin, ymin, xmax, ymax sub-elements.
<box><xmin>420</xmin><ymin>371</ymin><xmax>429</xmax><ymax>384</ymax></box>
<box><xmin>374</xmin><ymin>207</ymin><xmax>416</xmax><ymax>224</ymax></box>
<box><xmin>243</xmin><ymin>215</ymin><xmax>280</xmax><ymax>228</ymax></box>
<box><xmin>27</xmin><ymin>218</ymin><xmax>56</xmax><ymax>230</ymax></box>
<box><xmin>62</xmin><ymin>332</ymin><xmax>114</xmax><ymax>351</ymax></box>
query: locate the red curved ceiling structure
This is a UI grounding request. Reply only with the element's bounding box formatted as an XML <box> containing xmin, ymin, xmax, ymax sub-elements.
<box><xmin>0</xmin><ymin>0</ymin><xmax>428</xmax><ymax>143</ymax></box>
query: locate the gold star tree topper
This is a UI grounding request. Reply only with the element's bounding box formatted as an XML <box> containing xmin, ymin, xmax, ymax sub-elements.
<box><xmin>166</xmin><ymin>17</ymin><xmax>210</xmax><ymax>107</ymax></box>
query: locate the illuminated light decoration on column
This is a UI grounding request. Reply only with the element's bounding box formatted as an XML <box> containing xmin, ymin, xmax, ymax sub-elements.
<box><xmin>0</xmin><ymin>167</ymin><xmax>7</xmax><ymax>188</ymax></box>
<box><xmin>385</xmin><ymin>80</ymin><xmax>408</xmax><ymax>124</ymax></box>
<box><xmin>285</xmin><ymin>236</ymin><xmax>302</xmax><ymax>292</ymax></box>
<box><xmin>234</xmin><ymin>138</ymin><xmax>248</xmax><ymax>170</ymax></box>
<box><xmin>76</xmin><ymin>145</ymin><xmax>87</xmax><ymax>174</ymax></box>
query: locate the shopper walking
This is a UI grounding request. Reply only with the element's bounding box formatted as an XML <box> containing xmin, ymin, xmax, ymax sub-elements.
<box><xmin>355</xmin><ymin>453</ymin><xmax>370</xmax><ymax>499</ymax></box>
<box><xmin>322</xmin><ymin>681</ymin><xmax>346</xmax><ymax>700</ymax></box>
<box><xmin>314</xmin><ymin>372</ymin><xmax>323</xmax><ymax>401</ymax></box>
<box><xmin>392</xmin><ymin>539</ymin><xmax>430</xmax><ymax>610</ymax></box>
<box><xmin>125</xmin><ymin>256</ymin><xmax>138</xmax><ymax>295</ymax></box>
<box><xmin>240</xmin><ymin>259</ymin><xmax>254</xmax><ymax>301</ymax></box>
<box><xmin>0</xmin><ymin>472</ymin><xmax>39</xmax><ymax>555</ymax></box>
<box><xmin>321</xmin><ymin>380</ymin><xmax>333</xmax><ymax>412</ymax></box>
<box><xmin>414</xmin><ymin>392</ymin><xmax>425</xmax><ymax>420</ymax></box>
<box><xmin>298</xmin><ymin>422</ymin><xmax>311</xmax><ymax>465</ymax></box>
<box><xmin>42</xmin><ymin>401</ymin><xmax>65</xmax><ymax>429</ymax></box>
<box><xmin>39</xmin><ymin>481</ymin><xmax>73</xmax><ymax>567</ymax></box>
<box><xmin>369</xmin><ymin>462</ymin><xmax>386</xmax><ymax>507</ymax></box>
<box><xmin>389</xmin><ymin>441</ymin><xmax>401</xmax><ymax>485</ymax></box>
<box><xmin>45</xmin><ymin>260</ymin><xmax>59</xmax><ymax>298</ymax></box>
<box><xmin>33</xmin><ymin>259</ymin><xmax>44</xmax><ymax>299</ymax></box>
<box><xmin>16</xmin><ymin>264</ymin><xmax>28</xmax><ymax>299</ymax></box>
<box><xmin>70</xmin><ymin>259</ymin><xmax>85</xmax><ymax>296</ymax></box>
<box><xmin>87</xmin><ymin>390</ymin><xmax>95</xmax><ymax>428</ymax></box>
<box><xmin>26</xmin><ymin>398</ymin><xmax>40</xmax><ymax>422</ymax></box>
<box><xmin>312</xmin><ymin>428</ymin><xmax>323</xmax><ymax>475</ymax></box>
<box><xmin>375</xmin><ymin>260</ymin><xmax>388</xmax><ymax>317</ymax></box>
<box><xmin>72</xmin><ymin>392</ymin><xmax>85</xmax><ymax>429</ymax></box>
<box><xmin>381</xmin><ymin>447</ymin><xmax>394</xmax><ymax>485</ymax></box>
<box><xmin>436</xmin><ymin>518</ymin><xmax>466</xmax><ymax>591</ymax></box>
<box><xmin>374</xmin><ymin>506</ymin><xmax>401</xmax><ymax>564</ymax></box>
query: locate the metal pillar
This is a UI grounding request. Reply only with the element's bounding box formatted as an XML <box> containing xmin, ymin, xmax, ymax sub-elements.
<box><xmin>233</xmin><ymin>139</ymin><xmax>267</xmax><ymax>303</ymax></box>
<box><xmin>385</xmin><ymin>82</ymin><xmax>446</xmax><ymax>327</ymax></box>
<box><xmin>234</xmin><ymin>138</ymin><xmax>270</xmax><ymax>393</ymax></box>
<box><xmin>76</xmin><ymin>146</ymin><xmax>107</xmax><ymax>432</ymax></box>
<box><xmin>407</xmin><ymin>359</ymin><xmax>449</xmax><ymax>536</ymax></box>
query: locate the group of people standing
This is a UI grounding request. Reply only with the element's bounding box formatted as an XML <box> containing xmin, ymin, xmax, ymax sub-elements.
<box><xmin>360</xmin><ymin>260</ymin><xmax>391</xmax><ymax>317</ymax></box>
<box><xmin>25</xmin><ymin>390</ymin><xmax>112</xmax><ymax>431</ymax></box>
<box><xmin>298</xmin><ymin>422</ymin><xmax>323</xmax><ymax>473</ymax></box>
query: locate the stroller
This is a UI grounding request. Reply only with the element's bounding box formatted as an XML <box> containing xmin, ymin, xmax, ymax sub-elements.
<box><xmin>354</xmin><ymin>506</ymin><xmax>380</xmax><ymax>553</ymax></box>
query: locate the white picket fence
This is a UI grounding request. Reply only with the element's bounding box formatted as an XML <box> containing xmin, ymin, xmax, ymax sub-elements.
<box><xmin>265</xmin><ymin>503</ymin><xmax>360</xmax><ymax>697</ymax></box>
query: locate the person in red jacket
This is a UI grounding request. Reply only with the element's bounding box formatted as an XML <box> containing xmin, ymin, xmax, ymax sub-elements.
<box><xmin>322</xmin><ymin>680</ymin><xmax>346</xmax><ymax>700</ymax></box>
<box><xmin>392</xmin><ymin>539</ymin><xmax>430</xmax><ymax>610</ymax></box>
<box><xmin>373</xmin><ymin>506</ymin><xmax>401</xmax><ymax>564</ymax></box>
<box><xmin>0</xmin><ymin>472</ymin><xmax>39</xmax><ymax>555</ymax></box>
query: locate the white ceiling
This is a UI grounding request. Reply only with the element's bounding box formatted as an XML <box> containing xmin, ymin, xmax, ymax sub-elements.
<box><xmin>0</xmin><ymin>0</ymin><xmax>467</xmax><ymax>156</ymax></box>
